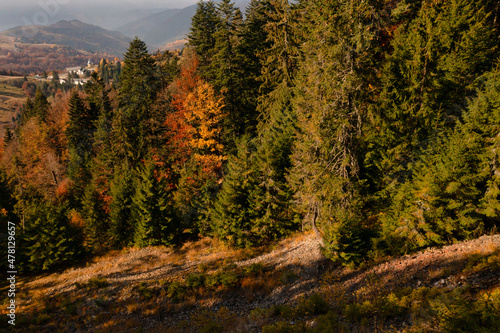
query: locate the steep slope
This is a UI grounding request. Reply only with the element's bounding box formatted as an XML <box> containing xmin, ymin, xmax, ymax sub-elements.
<box><xmin>2</xmin><ymin>232</ymin><xmax>499</xmax><ymax>332</ymax></box>
<box><xmin>0</xmin><ymin>20</ymin><xmax>131</xmax><ymax>57</ymax></box>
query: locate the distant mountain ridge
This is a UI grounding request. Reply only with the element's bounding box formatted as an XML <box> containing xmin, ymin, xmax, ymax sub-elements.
<box><xmin>0</xmin><ymin>0</ymin><xmax>252</xmax><ymax>56</ymax></box>
<box><xmin>0</xmin><ymin>19</ymin><xmax>131</xmax><ymax>57</ymax></box>
<box><xmin>118</xmin><ymin>0</ymin><xmax>251</xmax><ymax>50</ymax></box>
<box><xmin>118</xmin><ymin>6</ymin><xmax>194</xmax><ymax>48</ymax></box>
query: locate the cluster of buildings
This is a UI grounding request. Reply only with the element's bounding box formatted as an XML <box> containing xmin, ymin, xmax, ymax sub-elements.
<box><xmin>62</xmin><ymin>60</ymin><xmax>96</xmax><ymax>85</ymax></box>
<box><xmin>34</xmin><ymin>60</ymin><xmax>97</xmax><ymax>85</ymax></box>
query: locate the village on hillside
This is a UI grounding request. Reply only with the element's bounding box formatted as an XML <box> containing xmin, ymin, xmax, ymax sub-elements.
<box><xmin>32</xmin><ymin>59</ymin><xmax>96</xmax><ymax>85</ymax></box>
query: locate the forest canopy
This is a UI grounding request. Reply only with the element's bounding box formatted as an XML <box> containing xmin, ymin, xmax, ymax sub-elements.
<box><xmin>1</xmin><ymin>0</ymin><xmax>500</xmax><ymax>272</ymax></box>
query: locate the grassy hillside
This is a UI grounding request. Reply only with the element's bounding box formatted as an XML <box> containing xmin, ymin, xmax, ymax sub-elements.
<box><xmin>0</xmin><ymin>76</ymin><xmax>25</xmax><ymax>137</ymax></box>
<box><xmin>1</xmin><ymin>232</ymin><xmax>498</xmax><ymax>332</ymax></box>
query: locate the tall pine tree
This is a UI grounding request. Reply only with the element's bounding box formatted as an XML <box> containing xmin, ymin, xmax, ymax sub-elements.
<box><xmin>115</xmin><ymin>37</ymin><xmax>160</xmax><ymax>166</ymax></box>
<box><xmin>291</xmin><ymin>0</ymin><xmax>382</xmax><ymax>264</ymax></box>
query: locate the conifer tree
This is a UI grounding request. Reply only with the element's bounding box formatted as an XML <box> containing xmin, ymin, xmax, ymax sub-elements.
<box><xmin>379</xmin><ymin>63</ymin><xmax>500</xmax><ymax>255</ymax></box>
<box><xmin>108</xmin><ymin>164</ymin><xmax>135</xmax><ymax>247</ymax></box>
<box><xmin>115</xmin><ymin>37</ymin><xmax>159</xmax><ymax>165</ymax></box>
<box><xmin>374</xmin><ymin>0</ymin><xmax>499</xmax><ymax>193</ymax></box>
<box><xmin>245</xmin><ymin>0</ymin><xmax>301</xmax><ymax>243</ymax></box>
<box><xmin>66</xmin><ymin>90</ymin><xmax>96</xmax><ymax>190</ymax></box>
<box><xmin>205</xmin><ymin>0</ymin><xmax>300</xmax><ymax>246</ymax></box>
<box><xmin>234</xmin><ymin>0</ymin><xmax>272</xmax><ymax>137</ymax></box>
<box><xmin>81</xmin><ymin>73</ymin><xmax>115</xmax><ymax>251</ymax></box>
<box><xmin>184</xmin><ymin>81</ymin><xmax>226</xmax><ymax>173</ymax></box>
<box><xmin>133</xmin><ymin>158</ymin><xmax>178</xmax><ymax>247</ymax></box>
<box><xmin>33</xmin><ymin>87</ymin><xmax>49</xmax><ymax>122</ymax></box>
<box><xmin>22</xmin><ymin>97</ymin><xmax>35</xmax><ymax>122</ymax></box>
<box><xmin>188</xmin><ymin>0</ymin><xmax>219</xmax><ymax>76</ymax></box>
<box><xmin>465</xmin><ymin>64</ymin><xmax>500</xmax><ymax>229</ymax></box>
<box><xmin>210</xmin><ymin>0</ymin><xmax>244</xmax><ymax>147</ymax></box>
<box><xmin>171</xmin><ymin>80</ymin><xmax>226</xmax><ymax>233</ymax></box>
<box><xmin>211</xmin><ymin>136</ymin><xmax>258</xmax><ymax>246</ymax></box>
<box><xmin>22</xmin><ymin>87</ymin><xmax>49</xmax><ymax>123</ymax></box>
<box><xmin>380</xmin><ymin>130</ymin><xmax>487</xmax><ymax>254</ymax></box>
<box><xmin>81</xmin><ymin>180</ymin><xmax>110</xmax><ymax>252</ymax></box>
<box><xmin>291</xmin><ymin>0</ymin><xmax>382</xmax><ymax>264</ymax></box>
<box><xmin>21</xmin><ymin>199</ymin><xmax>83</xmax><ymax>272</ymax></box>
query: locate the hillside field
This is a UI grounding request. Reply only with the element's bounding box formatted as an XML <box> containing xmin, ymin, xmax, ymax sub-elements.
<box><xmin>0</xmin><ymin>76</ymin><xmax>24</xmax><ymax>137</ymax></box>
<box><xmin>1</xmin><ymin>232</ymin><xmax>499</xmax><ymax>332</ymax></box>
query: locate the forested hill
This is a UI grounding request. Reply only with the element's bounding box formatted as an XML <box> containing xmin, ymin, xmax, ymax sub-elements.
<box><xmin>0</xmin><ymin>19</ymin><xmax>131</xmax><ymax>56</ymax></box>
<box><xmin>1</xmin><ymin>0</ymin><xmax>500</xmax><ymax>283</ymax></box>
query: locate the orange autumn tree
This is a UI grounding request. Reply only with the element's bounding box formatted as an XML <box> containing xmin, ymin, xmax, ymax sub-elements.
<box><xmin>2</xmin><ymin>117</ymin><xmax>66</xmax><ymax>200</ymax></box>
<box><xmin>183</xmin><ymin>81</ymin><xmax>226</xmax><ymax>176</ymax></box>
<box><xmin>164</xmin><ymin>50</ymin><xmax>226</xmax><ymax>231</ymax></box>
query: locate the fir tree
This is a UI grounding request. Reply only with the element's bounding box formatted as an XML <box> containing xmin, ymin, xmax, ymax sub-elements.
<box><xmin>66</xmin><ymin>90</ymin><xmax>96</xmax><ymax>190</ymax></box>
<box><xmin>20</xmin><ymin>199</ymin><xmax>84</xmax><ymax>272</ymax></box>
<box><xmin>211</xmin><ymin>136</ymin><xmax>259</xmax><ymax>246</ymax></box>
<box><xmin>188</xmin><ymin>0</ymin><xmax>219</xmax><ymax>77</ymax></box>
<box><xmin>108</xmin><ymin>164</ymin><xmax>135</xmax><ymax>248</ymax></box>
<box><xmin>291</xmin><ymin>0</ymin><xmax>382</xmax><ymax>264</ymax></box>
<box><xmin>210</xmin><ymin>0</ymin><xmax>244</xmax><ymax>148</ymax></box>
<box><xmin>115</xmin><ymin>37</ymin><xmax>160</xmax><ymax>166</ymax></box>
<box><xmin>133</xmin><ymin>158</ymin><xmax>178</xmax><ymax>247</ymax></box>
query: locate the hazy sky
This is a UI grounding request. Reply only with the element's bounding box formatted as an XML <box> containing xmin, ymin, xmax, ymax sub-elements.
<box><xmin>1</xmin><ymin>0</ymin><xmax>199</xmax><ymax>9</ymax></box>
<box><xmin>0</xmin><ymin>0</ymin><xmax>201</xmax><ymax>31</ymax></box>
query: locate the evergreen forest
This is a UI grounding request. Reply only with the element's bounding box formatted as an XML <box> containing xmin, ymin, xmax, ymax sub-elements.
<box><xmin>2</xmin><ymin>0</ymin><xmax>500</xmax><ymax>273</ymax></box>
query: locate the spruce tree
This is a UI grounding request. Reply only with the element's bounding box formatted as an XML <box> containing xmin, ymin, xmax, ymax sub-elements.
<box><xmin>235</xmin><ymin>0</ymin><xmax>272</xmax><ymax>137</ymax></box>
<box><xmin>209</xmin><ymin>0</ymin><xmax>244</xmax><ymax>148</ymax></box>
<box><xmin>466</xmin><ymin>65</ymin><xmax>500</xmax><ymax>228</ymax></box>
<box><xmin>291</xmin><ymin>0</ymin><xmax>382</xmax><ymax>264</ymax></box>
<box><xmin>81</xmin><ymin>180</ymin><xmax>110</xmax><ymax>252</ymax></box>
<box><xmin>33</xmin><ymin>87</ymin><xmax>49</xmax><ymax>122</ymax></box>
<box><xmin>21</xmin><ymin>199</ymin><xmax>84</xmax><ymax>272</ymax></box>
<box><xmin>379</xmin><ymin>63</ymin><xmax>500</xmax><ymax>255</ymax></box>
<box><xmin>211</xmin><ymin>136</ymin><xmax>258</xmax><ymax>247</ymax></box>
<box><xmin>380</xmin><ymin>130</ymin><xmax>487</xmax><ymax>254</ymax></box>
<box><xmin>132</xmin><ymin>158</ymin><xmax>178</xmax><ymax>247</ymax></box>
<box><xmin>81</xmin><ymin>73</ymin><xmax>115</xmax><ymax>251</ymax></box>
<box><xmin>108</xmin><ymin>164</ymin><xmax>135</xmax><ymax>248</ymax></box>
<box><xmin>22</xmin><ymin>88</ymin><xmax>49</xmax><ymax>123</ymax></box>
<box><xmin>66</xmin><ymin>90</ymin><xmax>96</xmax><ymax>191</ymax></box>
<box><xmin>373</xmin><ymin>0</ymin><xmax>499</xmax><ymax>194</ymax></box>
<box><xmin>188</xmin><ymin>0</ymin><xmax>219</xmax><ymax>77</ymax></box>
<box><xmin>240</xmin><ymin>0</ymin><xmax>301</xmax><ymax>244</ymax></box>
<box><xmin>115</xmin><ymin>37</ymin><xmax>159</xmax><ymax>166</ymax></box>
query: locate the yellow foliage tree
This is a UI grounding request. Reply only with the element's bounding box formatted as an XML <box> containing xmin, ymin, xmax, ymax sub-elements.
<box><xmin>2</xmin><ymin>118</ymin><xmax>65</xmax><ymax>199</ymax></box>
<box><xmin>183</xmin><ymin>81</ymin><xmax>226</xmax><ymax>175</ymax></box>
